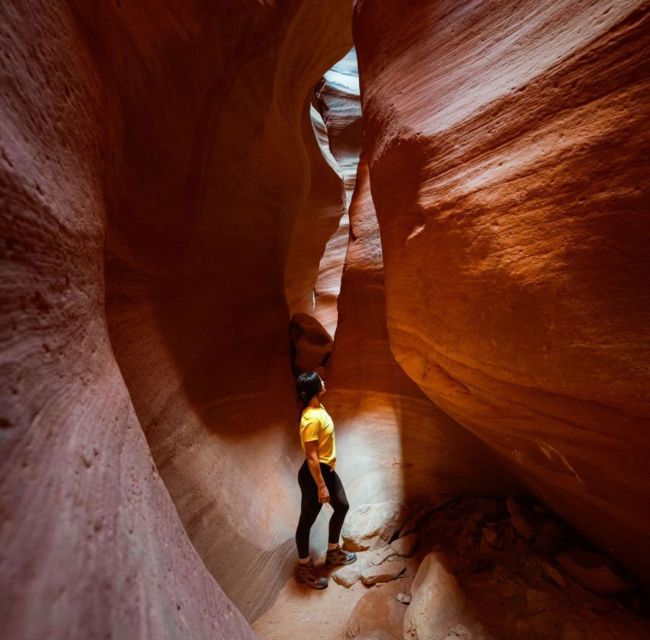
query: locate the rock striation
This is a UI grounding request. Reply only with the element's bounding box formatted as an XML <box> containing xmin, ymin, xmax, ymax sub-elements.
<box><xmin>354</xmin><ymin>0</ymin><xmax>650</xmax><ymax>584</ymax></box>
<box><xmin>1</xmin><ymin>0</ymin><xmax>353</xmax><ymax>635</ymax></box>
<box><xmin>325</xmin><ymin>157</ymin><xmax>519</xmax><ymax>507</ymax></box>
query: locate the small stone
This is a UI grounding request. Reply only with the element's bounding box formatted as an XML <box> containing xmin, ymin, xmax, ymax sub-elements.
<box><xmin>332</xmin><ymin>563</ymin><xmax>362</xmax><ymax>588</ymax></box>
<box><xmin>482</xmin><ymin>522</ymin><xmax>503</xmax><ymax>549</ymax></box>
<box><xmin>367</xmin><ymin>544</ymin><xmax>398</xmax><ymax>566</ymax></box>
<box><xmin>395</xmin><ymin>591</ymin><xmax>411</xmax><ymax>604</ymax></box>
<box><xmin>526</xmin><ymin>588</ymin><xmax>555</xmax><ymax>613</ymax></box>
<box><xmin>534</xmin><ymin>520</ymin><xmax>566</xmax><ymax>556</ymax></box>
<box><xmin>516</xmin><ymin>619</ymin><xmax>530</xmax><ymax>639</ymax></box>
<box><xmin>356</xmin><ymin>632</ymin><xmax>399</xmax><ymax>640</ymax></box>
<box><xmin>390</xmin><ymin>532</ymin><xmax>417</xmax><ymax>557</ymax></box>
<box><xmin>507</xmin><ymin>497</ymin><xmax>540</xmax><ymax>540</ymax></box>
<box><xmin>541</xmin><ymin>561</ymin><xmax>568</xmax><ymax>589</ymax></box>
<box><xmin>361</xmin><ymin>559</ymin><xmax>406</xmax><ymax>585</ymax></box>
<box><xmin>556</xmin><ymin>548</ymin><xmax>634</xmax><ymax>595</ymax></box>
<box><xmin>561</xmin><ymin>623</ymin><xmax>588</xmax><ymax>640</ymax></box>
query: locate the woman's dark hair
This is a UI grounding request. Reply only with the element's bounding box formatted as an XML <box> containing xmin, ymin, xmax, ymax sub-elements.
<box><xmin>296</xmin><ymin>371</ymin><xmax>323</xmax><ymax>410</ymax></box>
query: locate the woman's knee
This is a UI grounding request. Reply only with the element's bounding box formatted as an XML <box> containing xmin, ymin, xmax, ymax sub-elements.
<box><xmin>332</xmin><ymin>498</ymin><xmax>349</xmax><ymax>514</ymax></box>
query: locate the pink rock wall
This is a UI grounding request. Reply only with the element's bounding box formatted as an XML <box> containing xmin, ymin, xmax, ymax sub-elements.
<box><xmin>354</xmin><ymin>0</ymin><xmax>650</xmax><ymax>583</ymax></box>
<box><xmin>100</xmin><ymin>0</ymin><xmax>353</xmax><ymax>620</ymax></box>
<box><xmin>0</xmin><ymin>2</ymin><xmax>255</xmax><ymax>638</ymax></box>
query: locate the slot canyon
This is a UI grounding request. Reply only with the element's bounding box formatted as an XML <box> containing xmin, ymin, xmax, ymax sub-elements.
<box><xmin>1</xmin><ymin>1</ymin><xmax>648</xmax><ymax>639</ymax></box>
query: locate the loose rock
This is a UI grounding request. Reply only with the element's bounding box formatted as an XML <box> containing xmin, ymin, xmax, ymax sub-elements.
<box><xmin>332</xmin><ymin>563</ymin><xmax>363</xmax><ymax>588</ymax></box>
<box><xmin>507</xmin><ymin>497</ymin><xmax>540</xmax><ymax>540</ymax></box>
<box><xmin>343</xmin><ymin>501</ymin><xmax>407</xmax><ymax>551</ymax></box>
<box><xmin>534</xmin><ymin>520</ymin><xmax>567</xmax><ymax>556</ymax></box>
<box><xmin>403</xmin><ymin>552</ymin><xmax>495</xmax><ymax>639</ymax></box>
<box><xmin>361</xmin><ymin>560</ymin><xmax>406</xmax><ymax>586</ymax></box>
<box><xmin>556</xmin><ymin>549</ymin><xmax>634</xmax><ymax>595</ymax></box>
<box><xmin>347</xmin><ymin>579</ymin><xmax>407</xmax><ymax>639</ymax></box>
<box><xmin>540</xmin><ymin>561</ymin><xmax>568</xmax><ymax>589</ymax></box>
<box><xmin>390</xmin><ymin>532</ymin><xmax>417</xmax><ymax>557</ymax></box>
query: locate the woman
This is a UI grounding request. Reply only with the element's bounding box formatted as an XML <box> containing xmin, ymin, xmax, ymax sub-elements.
<box><xmin>295</xmin><ymin>371</ymin><xmax>357</xmax><ymax>588</ymax></box>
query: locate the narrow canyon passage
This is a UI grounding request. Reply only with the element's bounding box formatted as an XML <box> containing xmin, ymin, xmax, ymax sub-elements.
<box><xmin>1</xmin><ymin>2</ymin><xmax>649</xmax><ymax>640</ymax></box>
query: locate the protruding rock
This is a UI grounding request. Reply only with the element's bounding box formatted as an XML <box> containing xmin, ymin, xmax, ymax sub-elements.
<box><xmin>534</xmin><ymin>520</ymin><xmax>567</xmax><ymax>556</ymax></box>
<box><xmin>332</xmin><ymin>562</ymin><xmax>363</xmax><ymax>588</ymax></box>
<box><xmin>348</xmin><ymin>579</ymin><xmax>408</xmax><ymax>639</ymax></box>
<box><xmin>556</xmin><ymin>549</ymin><xmax>635</xmax><ymax>595</ymax></box>
<box><xmin>540</xmin><ymin>561</ymin><xmax>568</xmax><ymax>590</ymax></box>
<box><xmin>390</xmin><ymin>533</ymin><xmax>418</xmax><ymax>557</ymax></box>
<box><xmin>396</xmin><ymin>591</ymin><xmax>411</xmax><ymax>605</ymax></box>
<box><xmin>526</xmin><ymin>588</ymin><xmax>555</xmax><ymax>613</ymax></box>
<box><xmin>404</xmin><ymin>553</ymin><xmax>495</xmax><ymax>639</ymax></box>
<box><xmin>343</xmin><ymin>501</ymin><xmax>407</xmax><ymax>551</ymax></box>
<box><xmin>367</xmin><ymin>544</ymin><xmax>399</xmax><ymax>567</ymax></box>
<box><xmin>507</xmin><ymin>498</ymin><xmax>540</xmax><ymax>541</ymax></box>
<box><xmin>361</xmin><ymin>560</ymin><xmax>406</xmax><ymax>586</ymax></box>
<box><xmin>289</xmin><ymin>313</ymin><xmax>333</xmax><ymax>374</ymax></box>
<box><xmin>356</xmin><ymin>632</ymin><xmax>399</xmax><ymax>640</ymax></box>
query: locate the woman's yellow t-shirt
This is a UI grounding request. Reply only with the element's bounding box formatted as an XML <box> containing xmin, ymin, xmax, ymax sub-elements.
<box><xmin>300</xmin><ymin>404</ymin><xmax>336</xmax><ymax>469</ymax></box>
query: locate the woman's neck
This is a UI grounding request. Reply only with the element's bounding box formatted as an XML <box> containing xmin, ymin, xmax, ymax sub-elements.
<box><xmin>307</xmin><ymin>396</ymin><xmax>321</xmax><ymax>409</ymax></box>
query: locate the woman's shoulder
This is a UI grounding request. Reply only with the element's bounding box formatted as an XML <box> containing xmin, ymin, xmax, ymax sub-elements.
<box><xmin>301</xmin><ymin>404</ymin><xmax>328</xmax><ymax>421</ymax></box>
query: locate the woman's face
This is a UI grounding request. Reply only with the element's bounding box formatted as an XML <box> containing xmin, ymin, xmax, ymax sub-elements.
<box><xmin>318</xmin><ymin>376</ymin><xmax>326</xmax><ymax>396</ymax></box>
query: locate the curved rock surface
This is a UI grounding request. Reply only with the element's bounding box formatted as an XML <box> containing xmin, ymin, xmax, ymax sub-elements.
<box><xmin>1</xmin><ymin>0</ymin><xmax>352</xmax><ymax>635</ymax></box>
<box><xmin>102</xmin><ymin>0</ymin><xmax>353</xmax><ymax>621</ymax></box>
<box><xmin>0</xmin><ymin>2</ymin><xmax>257</xmax><ymax>638</ymax></box>
<box><xmin>354</xmin><ymin>0</ymin><xmax>650</xmax><ymax>583</ymax></box>
<box><xmin>325</xmin><ymin>158</ymin><xmax>518</xmax><ymax>508</ymax></box>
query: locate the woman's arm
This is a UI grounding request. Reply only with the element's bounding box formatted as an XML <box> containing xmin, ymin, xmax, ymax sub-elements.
<box><xmin>305</xmin><ymin>440</ymin><xmax>330</xmax><ymax>503</ymax></box>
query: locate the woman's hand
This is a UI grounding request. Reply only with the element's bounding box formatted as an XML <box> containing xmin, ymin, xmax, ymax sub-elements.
<box><xmin>318</xmin><ymin>484</ymin><xmax>330</xmax><ymax>504</ymax></box>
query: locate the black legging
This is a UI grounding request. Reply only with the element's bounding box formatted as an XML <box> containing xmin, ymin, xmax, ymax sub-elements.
<box><xmin>295</xmin><ymin>459</ymin><xmax>350</xmax><ymax>558</ymax></box>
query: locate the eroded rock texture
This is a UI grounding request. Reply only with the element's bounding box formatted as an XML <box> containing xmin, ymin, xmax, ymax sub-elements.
<box><xmin>1</xmin><ymin>0</ymin><xmax>353</xmax><ymax>635</ymax></box>
<box><xmin>101</xmin><ymin>0</ymin><xmax>353</xmax><ymax>621</ymax></box>
<box><xmin>0</xmin><ymin>2</ymin><xmax>256</xmax><ymax>638</ymax></box>
<box><xmin>326</xmin><ymin>158</ymin><xmax>517</xmax><ymax>507</ymax></box>
<box><xmin>312</xmin><ymin>49</ymin><xmax>363</xmax><ymax>336</ymax></box>
<box><xmin>354</xmin><ymin>0</ymin><xmax>650</xmax><ymax>583</ymax></box>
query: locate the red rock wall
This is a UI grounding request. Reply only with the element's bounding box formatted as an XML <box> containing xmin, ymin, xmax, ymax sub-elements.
<box><xmin>1</xmin><ymin>0</ymin><xmax>353</xmax><ymax>634</ymax></box>
<box><xmin>100</xmin><ymin>0</ymin><xmax>352</xmax><ymax>620</ymax></box>
<box><xmin>0</xmin><ymin>2</ymin><xmax>255</xmax><ymax>638</ymax></box>
<box><xmin>354</xmin><ymin>0</ymin><xmax>650</xmax><ymax>582</ymax></box>
<box><xmin>326</xmin><ymin>158</ymin><xmax>517</xmax><ymax>505</ymax></box>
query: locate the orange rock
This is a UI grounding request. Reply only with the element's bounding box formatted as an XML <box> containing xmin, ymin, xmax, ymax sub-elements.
<box><xmin>354</xmin><ymin>0</ymin><xmax>650</xmax><ymax>585</ymax></box>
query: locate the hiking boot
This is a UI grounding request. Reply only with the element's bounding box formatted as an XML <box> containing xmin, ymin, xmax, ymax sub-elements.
<box><xmin>296</xmin><ymin>560</ymin><xmax>328</xmax><ymax>589</ymax></box>
<box><xmin>325</xmin><ymin>546</ymin><xmax>357</xmax><ymax>568</ymax></box>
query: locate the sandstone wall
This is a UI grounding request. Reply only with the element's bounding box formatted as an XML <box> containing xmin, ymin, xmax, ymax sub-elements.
<box><xmin>326</xmin><ymin>158</ymin><xmax>517</xmax><ymax>506</ymax></box>
<box><xmin>99</xmin><ymin>0</ymin><xmax>352</xmax><ymax>620</ymax></box>
<box><xmin>354</xmin><ymin>0</ymin><xmax>650</xmax><ymax>582</ymax></box>
<box><xmin>1</xmin><ymin>0</ymin><xmax>354</xmax><ymax>634</ymax></box>
<box><xmin>0</xmin><ymin>2</ymin><xmax>256</xmax><ymax>637</ymax></box>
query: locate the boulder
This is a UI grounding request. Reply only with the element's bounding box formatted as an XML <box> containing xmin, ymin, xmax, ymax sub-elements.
<box><xmin>556</xmin><ymin>549</ymin><xmax>635</xmax><ymax>596</ymax></box>
<box><xmin>355</xmin><ymin>632</ymin><xmax>399</xmax><ymax>640</ymax></box>
<box><xmin>343</xmin><ymin>501</ymin><xmax>407</xmax><ymax>551</ymax></box>
<box><xmin>540</xmin><ymin>561</ymin><xmax>568</xmax><ymax>590</ymax></box>
<box><xmin>347</xmin><ymin>579</ymin><xmax>408</xmax><ymax>639</ymax></box>
<box><xmin>404</xmin><ymin>552</ymin><xmax>495</xmax><ymax>639</ymax></box>
<box><xmin>332</xmin><ymin>562</ymin><xmax>363</xmax><ymax>588</ymax></box>
<box><xmin>534</xmin><ymin>520</ymin><xmax>567</xmax><ymax>556</ymax></box>
<box><xmin>507</xmin><ymin>498</ymin><xmax>540</xmax><ymax>541</ymax></box>
<box><xmin>361</xmin><ymin>560</ymin><xmax>407</xmax><ymax>586</ymax></box>
<box><xmin>390</xmin><ymin>533</ymin><xmax>418</xmax><ymax>557</ymax></box>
